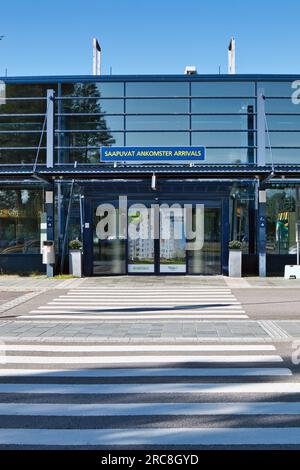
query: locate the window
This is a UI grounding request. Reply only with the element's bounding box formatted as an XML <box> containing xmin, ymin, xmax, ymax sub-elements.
<box><xmin>59</xmin><ymin>115</ymin><xmax>124</xmax><ymax>131</ymax></box>
<box><xmin>266</xmin><ymin>188</ymin><xmax>299</xmax><ymax>254</ymax></box>
<box><xmin>191</xmin><ymin>82</ymin><xmax>255</xmax><ymax>97</ymax></box>
<box><xmin>125</xmin><ymin>132</ymin><xmax>189</xmax><ymax>147</ymax></box>
<box><xmin>0</xmin><ymin>189</ymin><xmax>43</xmax><ymax>255</ymax></box>
<box><xmin>258</xmin><ymin>81</ymin><xmax>296</xmax><ymax>97</ymax></box>
<box><xmin>126</xmin><ymin>115</ymin><xmax>189</xmax><ymax>131</ymax></box>
<box><xmin>61</xmin><ymin>98</ymin><xmax>124</xmax><ymax>114</ymax></box>
<box><xmin>192</xmin><ymin>99</ymin><xmax>255</xmax><ymax>114</ymax></box>
<box><xmin>126</xmin><ymin>82</ymin><xmax>189</xmax><ymax>97</ymax></box>
<box><xmin>192</xmin><ymin>131</ymin><xmax>254</xmax><ymax>148</ymax></box>
<box><xmin>126</xmin><ymin>98</ymin><xmax>189</xmax><ymax>114</ymax></box>
<box><xmin>62</xmin><ymin>82</ymin><xmax>124</xmax><ymax>98</ymax></box>
<box><xmin>192</xmin><ymin>114</ymin><xmax>253</xmax><ymax>130</ymax></box>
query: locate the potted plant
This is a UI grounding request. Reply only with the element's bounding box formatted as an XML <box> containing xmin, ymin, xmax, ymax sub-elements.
<box><xmin>69</xmin><ymin>239</ymin><xmax>83</xmax><ymax>277</ymax></box>
<box><xmin>228</xmin><ymin>240</ymin><xmax>242</xmax><ymax>277</ymax></box>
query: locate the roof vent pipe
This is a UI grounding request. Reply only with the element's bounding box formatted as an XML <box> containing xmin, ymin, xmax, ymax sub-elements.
<box><xmin>184</xmin><ymin>66</ymin><xmax>197</xmax><ymax>75</ymax></box>
<box><xmin>228</xmin><ymin>37</ymin><xmax>236</xmax><ymax>74</ymax></box>
<box><xmin>93</xmin><ymin>38</ymin><xmax>101</xmax><ymax>75</ymax></box>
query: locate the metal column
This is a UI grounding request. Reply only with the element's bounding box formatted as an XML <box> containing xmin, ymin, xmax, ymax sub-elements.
<box><xmin>45</xmin><ymin>189</ymin><xmax>55</xmax><ymax>277</ymax></box>
<box><xmin>46</xmin><ymin>89</ymin><xmax>55</xmax><ymax>168</ymax></box>
<box><xmin>258</xmin><ymin>188</ymin><xmax>267</xmax><ymax>277</ymax></box>
<box><xmin>257</xmin><ymin>89</ymin><xmax>267</xmax><ymax>276</ymax></box>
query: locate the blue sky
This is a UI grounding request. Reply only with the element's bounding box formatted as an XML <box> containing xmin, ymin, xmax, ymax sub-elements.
<box><xmin>0</xmin><ymin>0</ymin><xmax>299</xmax><ymax>77</ymax></box>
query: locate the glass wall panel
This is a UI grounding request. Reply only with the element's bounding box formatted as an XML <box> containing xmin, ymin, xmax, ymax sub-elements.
<box><xmin>126</xmin><ymin>115</ymin><xmax>189</xmax><ymax>131</ymax></box>
<box><xmin>128</xmin><ymin>207</ymin><xmax>155</xmax><ymax>273</ymax></box>
<box><xmin>188</xmin><ymin>207</ymin><xmax>221</xmax><ymax>274</ymax></box>
<box><xmin>192</xmin><ymin>99</ymin><xmax>255</xmax><ymax>114</ymax></box>
<box><xmin>125</xmin><ymin>132</ymin><xmax>189</xmax><ymax>146</ymax></box>
<box><xmin>192</xmin><ymin>114</ymin><xmax>253</xmax><ymax>130</ymax></box>
<box><xmin>258</xmin><ymin>82</ymin><xmax>295</xmax><ymax>97</ymax></box>
<box><xmin>126</xmin><ymin>82</ymin><xmax>189</xmax><ymax>97</ymax></box>
<box><xmin>0</xmin><ymin>188</ymin><xmax>43</xmax><ymax>254</ymax></box>
<box><xmin>192</xmin><ymin>131</ymin><xmax>253</xmax><ymax>147</ymax></box>
<box><xmin>230</xmin><ymin>186</ymin><xmax>253</xmax><ymax>254</ymax></box>
<box><xmin>126</xmin><ymin>98</ymin><xmax>189</xmax><ymax>114</ymax></box>
<box><xmin>266</xmin><ymin>188</ymin><xmax>300</xmax><ymax>254</ymax></box>
<box><xmin>93</xmin><ymin>204</ymin><xmax>126</xmax><ymax>274</ymax></box>
<box><xmin>0</xmin><ymin>149</ymin><xmax>46</xmax><ymax>164</ymax></box>
<box><xmin>268</xmin><ymin>132</ymin><xmax>300</xmax><ymax>147</ymax></box>
<box><xmin>0</xmin><ymin>116</ymin><xmax>45</xmax><ymax>131</ymax></box>
<box><xmin>59</xmin><ymin>115</ymin><xmax>124</xmax><ymax>131</ymax></box>
<box><xmin>0</xmin><ymin>133</ymin><xmax>45</xmax><ymax>148</ymax></box>
<box><xmin>61</xmin><ymin>98</ymin><xmax>124</xmax><ymax>114</ymax></box>
<box><xmin>265</xmin><ymin>99</ymin><xmax>300</xmax><ymax>114</ymax></box>
<box><xmin>59</xmin><ymin>148</ymin><xmax>100</xmax><ymax>164</ymax></box>
<box><xmin>195</xmin><ymin>147</ymin><xmax>254</xmax><ymax>164</ymax></box>
<box><xmin>191</xmin><ymin>82</ymin><xmax>255</xmax><ymax>97</ymax></box>
<box><xmin>0</xmin><ymin>99</ymin><xmax>46</xmax><ymax>114</ymax></box>
<box><xmin>62</xmin><ymin>82</ymin><xmax>124</xmax><ymax>97</ymax></box>
<box><xmin>266</xmin><ymin>148</ymin><xmax>300</xmax><ymax>164</ymax></box>
<box><xmin>4</xmin><ymin>84</ymin><xmax>57</xmax><ymax>98</ymax></box>
<box><xmin>60</xmin><ymin>131</ymin><xmax>122</xmax><ymax>148</ymax></box>
<box><xmin>267</xmin><ymin>115</ymin><xmax>300</xmax><ymax>130</ymax></box>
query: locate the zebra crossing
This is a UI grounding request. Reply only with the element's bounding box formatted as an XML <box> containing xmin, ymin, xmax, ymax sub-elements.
<box><xmin>0</xmin><ymin>340</ymin><xmax>299</xmax><ymax>448</ymax></box>
<box><xmin>24</xmin><ymin>286</ymin><xmax>249</xmax><ymax>320</ymax></box>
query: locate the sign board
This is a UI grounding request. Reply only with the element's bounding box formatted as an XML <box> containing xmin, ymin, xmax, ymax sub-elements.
<box><xmin>100</xmin><ymin>146</ymin><xmax>205</xmax><ymax>163</ymax></box>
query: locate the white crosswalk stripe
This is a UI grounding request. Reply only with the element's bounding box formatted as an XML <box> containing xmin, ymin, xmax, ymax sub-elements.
<box><xmin>0</xmin><ymin>340</ymin><xmax>299</xmax><ymax>448</ymax></box>
<box><xmin>23</xmin><ymin>286</ymin><xmax>248</xmax><ymax>321</ymax></box>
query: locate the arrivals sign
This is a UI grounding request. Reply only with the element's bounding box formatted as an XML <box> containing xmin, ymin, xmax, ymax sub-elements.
<box><xmin>100</xmin><ymin>146</ymin><xmax>205</xmax><ymax>163</ymax></box>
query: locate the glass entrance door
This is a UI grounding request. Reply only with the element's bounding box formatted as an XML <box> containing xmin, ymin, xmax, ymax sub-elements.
<box><xmin>92</xmin><ymin>205</ymin><xmax>126</xmax><ymax>275</ymax></box>
<box><xmin>188</xmin><ymin>207</ymin><xmax>221</xmax><ymax>275</ymax></box>
<box><xmin>159</xmin><ymin>206</ymin><xmax>186</xmax><ymax>273</ymax></box>
<box><xmin>128</xmin><ymin>207</ymin><xmax>155</xmax><ymax>273</ymax></box>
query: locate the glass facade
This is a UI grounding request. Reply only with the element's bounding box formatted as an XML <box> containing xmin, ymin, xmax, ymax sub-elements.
<box><xmin>0</xmin><ymin>188</ymin><xmax>43</xmax><ymax>255</ymax></box>
<box><xmin>0</xmin><ymin>77</ymin><xmax>299</xmax><ymax>166</ymax></box>
<box><xmin>1</xmin><ymin>75</ymin><xmax>300</xmax><ymax>275</ymax></box>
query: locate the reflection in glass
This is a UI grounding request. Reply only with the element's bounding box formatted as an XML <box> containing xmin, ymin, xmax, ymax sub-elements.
<box><xmin>191</xmin><ymin>144</ymin><xmax>253</xmax><ymax>164</ymax></box>
<box><xmin>192</xmin><ymin>114</ymin><xmax>252</xmax><ymax>130</ymax></box>
<box><xmin>191</xmin><ymin>82</ymin><xmax>255</xmax><ymax>97</ymax></box>
<box><xmin>160</xmin><ymin>207</ymin><xmax>186</xmax><ymax>273</ymax></box>
<box><xmin>188</xmin><ymin>208</ymin><xmax>221</xmax><ymax>274</ymax></box>
<box><xmin>60</xmin><ymin>115</ymin><xmax>124</xmax><ymax>131</ymax></box>
<box><xmin>265</xmin><ymin>99</ymin><xmax>300</xmax><ymax>114</ymax></box>
<box><xmin>0</xmin><ymin>189</ymin><xmax>43</xmax><ymax>254</ymax></box>
<box><xmin>268</xmin><ymin>131</ymin><xmax>300</xmax><ymax>147</ymax></box>
<box><xmin>192</xmin><ymin>99</ymin><xmax>255</xmax><ymax>114</ymax></box>
<box><xmin>126</xmin><ymin>132</ymin><xmax>189</xmax><ymax>147</ymax></box>
<box><xmin>191</xmin><ymin>131</ymin><xmax>253</xmax><ymax>147</ymax></box>
<box><xmin>126</xmin><ymin>115</ymin><xmax>189</xmax><ymax>131</ymax></box>
<box><xmin>62</xmin><ymin>82</ymin><xmax>124</xmax><ymax>98</ymax></box>
<box><xmin>61</xmin><ymin>98</ymin><xmax>124</xmax><ymax>114</ymax></box>
<box><xmin>128</xmin><ymin>208</ymin><xmax>154</xmax><ymax>273</ymax></box>
<box><xmin>266</xmin><ymin>188</ymin><xmax>299</xmax><ymax>255</ymax></box>
<box><xmin>93</xmin><ymin>206</ymin><xmax>126</xmax><ymax>275</ymax></box>
<box><xmin>126</xmin><ymin>82</ymin><xmax>189</xmax><ymax>97</ymax></box>
<box><xmin>266</xmin><ymin>115</ymin><xmax>300</xmax><ymax>130</ymax></box>
<box><xmin>126</xmin><ymin>99</ymin><xmax>189</xmax><ymax>114</ymax></box>
<box><xmin>266</xmin><ymin>148</ymin><xmax>300</xmax><ymax>164</ymax></box>
<box><xmin>258</xmin><ymin>82</ymin><xmax>295</xmax><ymax>97</ymax></box>
<box><xmin>58</xmin><ymin>83</ymin><xmax>119</xmax><ymax>163</ymax></box>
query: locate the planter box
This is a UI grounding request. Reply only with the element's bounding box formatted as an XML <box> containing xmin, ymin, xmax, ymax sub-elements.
<box><xmin>69</xmin><ymin>250</ymin><xmax>82</xmax><ymax>277</ymax></box>
<box><xmin>229</xmin><ymin>249</ymin><xmax>242</xmax><ymax>277</ymax></box>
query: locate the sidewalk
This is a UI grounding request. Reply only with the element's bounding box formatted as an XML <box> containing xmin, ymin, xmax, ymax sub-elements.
<box><xmin>0</xmin><ymin>274</ymin><xmax>300</xmax><ymax>290</ymax></box>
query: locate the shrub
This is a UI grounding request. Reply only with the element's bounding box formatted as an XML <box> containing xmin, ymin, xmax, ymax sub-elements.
<box><xmin>229</xmin><ymin>240</ymin><xmax>242</xmax><ymax>250</ymax></box>
<box><xmin>69</xmin><ymin>239</ymin><xmax>82</xmax><ymax>250</ymax></box>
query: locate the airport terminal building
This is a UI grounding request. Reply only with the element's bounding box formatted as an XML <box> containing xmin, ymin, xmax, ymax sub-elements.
<box><xmin>0</xmin><ymin>73</ymin><xmax>300</xmax><ymax>276</ymax></box>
